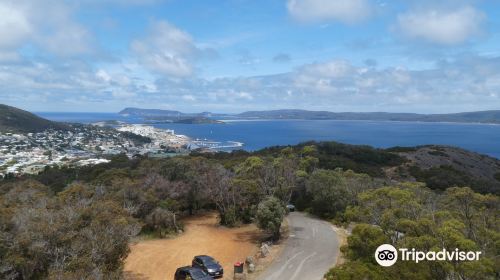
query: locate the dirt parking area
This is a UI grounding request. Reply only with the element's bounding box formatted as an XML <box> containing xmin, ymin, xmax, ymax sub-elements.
<box><xmin>124</xmin><ymin>213</ymin><xmax>264</xmax><ymax>280</ymax></box>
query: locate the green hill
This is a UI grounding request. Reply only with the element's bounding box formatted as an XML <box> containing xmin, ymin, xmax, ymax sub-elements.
<box><xmin>0</xmin><ymin>104</ymin><xmax>69</xmax><ymax>133</ymax></box>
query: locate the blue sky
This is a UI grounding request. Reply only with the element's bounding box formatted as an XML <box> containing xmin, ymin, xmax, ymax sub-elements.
<box><xmin>0</xmin><ymin>0</ymin><xmax>499</xmax><ymax>113</ymax></box>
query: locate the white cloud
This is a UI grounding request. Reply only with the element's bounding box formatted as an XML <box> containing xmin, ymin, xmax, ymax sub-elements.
<box><xmin>0</xmin><ymin>2</ymin><xmax>31</xmax><ymax>48</ymax></box>
<box><xmin>96</xmin><ymin>69</ymin><xmax>112</xmax><ymax>82</ymax></box>
<box><xmin>396</xmin><ymin>6</ymin><xmax>485</xmax><ymax>45</ymax></box>
<box><xmin>2</xmin><ymin>55</ymin><xmax>500</xmax><ymax>113</ymax></box>
<box><xmin>182</xmin><ymin>94</ymin><xmax>197</xmax><ymax>101</ymax></box>
<box><xmin>298</xmin><ymin>60</ymin><xmax>355</xmax><ymax>79</ymax></box>
<box><xmin>131</xmin><ymin>21</ymin><xmax>198</xmax><ymax>77</ymax></box>
<box><xmin>0</xmin><ymin>0</ymin><xmax>95</xmax><ymax>56</ymax></box>
<box><xmin>287</xmin><ymin>0</ymin><xmax>372</xmax><ymax>24</ymax></box>
<box><xmin>238</xmin><ymin>91</ymin><xmax>254</xmax><ymax>101</ymax></box>
<box><xmin>0</xmin><ymin>1</ymin><xmax>497</xmax><ymax>113</ymax></box>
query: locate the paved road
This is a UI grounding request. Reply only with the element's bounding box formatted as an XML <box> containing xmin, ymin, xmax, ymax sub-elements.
<box><xmin>258</xmin><ymin>212</ymin><xmax>339</xmax><ymax>280</ymax></box>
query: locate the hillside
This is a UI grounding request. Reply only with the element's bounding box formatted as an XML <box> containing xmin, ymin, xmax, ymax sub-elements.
<box><xmin>4</xmin><ymin>141</ymin><xmax>498</xmax><ymax>279</ymax></box>
<box><xmin>237</xmin><ymin>109</ymin><xmax>500</xmax><ymax>124</ymax></box>
<box><xmin>387</xmin><ymin>145</ymin><xmax>500</xmax><ymax>194</ymax></box>
<box><xmin>0</xmin><ymin>104</ymin><xmax>69</xmax><ymax>133</ymax></box>
<box><xmin>119</xmin><ymin>107</ymin><xmax>500</xmax><ymax>124</ymax></box>
<box><xmin>214</xmin><ymin>141</ymin><xmax>500</xmax><ymax>194</ymax></box>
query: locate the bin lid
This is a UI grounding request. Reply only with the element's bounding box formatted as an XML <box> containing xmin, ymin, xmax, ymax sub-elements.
<box><xmin>234</xmin><ymin>261</ymin><xmax>243</xmax><ymax>266</ymax></box>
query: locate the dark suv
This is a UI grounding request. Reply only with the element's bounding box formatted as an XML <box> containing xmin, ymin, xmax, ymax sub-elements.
<box><xmin>174</xmin><ymin>266</ymin><xmax>212</xmax><ymax>280</ymax></box>
<box><xmin>192</xmin><ymin>255</ymin><xmax>224</xmax><ymax>278</ymax></box>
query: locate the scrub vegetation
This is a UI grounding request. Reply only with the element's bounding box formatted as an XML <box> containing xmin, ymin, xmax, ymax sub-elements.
<box><xmin>0</xmin><ymin>142</ymin><xmax>498</xmax><ymax>279</ymax></box>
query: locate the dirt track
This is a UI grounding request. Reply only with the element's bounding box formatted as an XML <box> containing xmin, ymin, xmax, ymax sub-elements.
<box><xmin>124</xmin><ymin>213</ymin><xmax>264</xmax><ymax>280</ymax></box>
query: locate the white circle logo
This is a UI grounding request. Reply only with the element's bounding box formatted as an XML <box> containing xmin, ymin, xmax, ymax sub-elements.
<box><xmin>375</xmin><ymin>244</ymin><xmax>398</xmax><ymax>267</ymax></box>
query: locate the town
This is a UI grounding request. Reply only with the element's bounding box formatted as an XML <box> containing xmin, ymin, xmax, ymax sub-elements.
<box><xmin>0</xmin><ymin>124</ymin><xmax>190</xmax><ymax>177</ymax></box>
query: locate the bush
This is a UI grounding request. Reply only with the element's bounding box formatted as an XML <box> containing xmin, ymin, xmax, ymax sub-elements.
<box><xmin>256</xmin><ymin>196</ymin><xmax>286</xmax><ymax>240</ymax></box>
<box><xmin>409</xmin><ymin>165</ymin><xmax>470</xmax><ymax>191</ymax></box>
<box><xmin>144</xmin><ymin>208</ymin><xmax>180</xmax><ymax>238</ymax></box>
<box><xmin>386</xmin><ymin>146</ymin><xmax>418</xmax><ymax>153</ymax></box>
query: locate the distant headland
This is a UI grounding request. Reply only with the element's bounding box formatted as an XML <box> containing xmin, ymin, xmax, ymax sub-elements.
<box><xmin>119</xmin><ymin>107</ymin><xmax>500</xmax><ymax>124</ymax></box>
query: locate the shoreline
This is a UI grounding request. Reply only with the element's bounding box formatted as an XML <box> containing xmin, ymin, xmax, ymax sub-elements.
<box><xmin>219</xmin><ymin>118</ymin><xmax>500</xmax><ymax>126</ymax></box>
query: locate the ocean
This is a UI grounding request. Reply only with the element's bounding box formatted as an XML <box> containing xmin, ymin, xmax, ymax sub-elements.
<box><xmin>37</xmin><ymin>112</ymin><xmax>500</xmax><ymax>159</ymax></box>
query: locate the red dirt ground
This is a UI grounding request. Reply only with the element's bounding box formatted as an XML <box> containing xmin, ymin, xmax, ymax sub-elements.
<box><xmin>124</xmin><ymin>213</ymin><xmax>264</xmax><ymax>280</ymax></box>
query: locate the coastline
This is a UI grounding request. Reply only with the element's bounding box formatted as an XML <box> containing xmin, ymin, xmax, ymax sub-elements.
<box><xmin>219</xmin><ymin>118</ymin><xmax>500</xmax><ymax>126</ymax></box>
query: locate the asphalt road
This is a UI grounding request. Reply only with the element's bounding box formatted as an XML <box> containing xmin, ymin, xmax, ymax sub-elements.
<box><xmin>258</xmin><ymin>212</ymin><xmax>339</xmax><ymax>280</ymax></box>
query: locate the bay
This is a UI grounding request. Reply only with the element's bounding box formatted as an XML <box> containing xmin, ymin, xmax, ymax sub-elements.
<box><xmin>37</xmin><ymin>112</ymin><xmax>500</xmax><ymax>159</ymax></box>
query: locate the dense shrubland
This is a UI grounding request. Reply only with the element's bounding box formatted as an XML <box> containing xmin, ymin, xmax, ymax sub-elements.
<box><xmin>0</xmin><ymin>181</ymin><xmax>140</xmax><ymax>279</ymax></box>
<box><xmin>326</xmin><ymin>184</ymin><xmax>499</xmax><ymax>280</ymax></box>
<box><xmin>0</xmin><ymin>142</ymin><xmax>498</xmax><ymax>279</ymax></box>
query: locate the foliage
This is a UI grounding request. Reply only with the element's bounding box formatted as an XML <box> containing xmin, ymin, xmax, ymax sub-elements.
<box><xmin>386</xmin><ymin>146</ymin><xmax>419</xmax><ymax>153</ymax></box>
<box><xmin>255</xmin><ymin>196</ymin><xmax>286</xmax><ymax>240</ymax></box>
<box><xmin>144</xmin><ymin>207</ymin><xmax>180</xmax><ymax>238</ymax></box>
<box><xmin>331</xmin><ymin>184</ymin><xmax>500</xmax><ymax>280</ymax></box>
<box><xmin>0</xmin><ymin>141</ymin><xmax>498</xmax><ymax>278</ymax></box>
<box><xmin>256</xmin><ymin>141</ymin><xmax>404</xmax><ymax>177</ymax></box>
<box><xmin>0</xmin><ymin>181</ymin><xmax>140</xmax><ymax>279</ymax></box>
<box><xmin>409</xmin><ymin>165</ymin><xmax>472</xmax><ymax>191</ymax></box>
<box><xmin>408</xmin><ymin>165</ymin><xmax>498</xmax><ymax>194</ymax></box>
<box><xmin>305</xmin><ymin>169</ymin><xmax>374</xmax><ymax>220</ymax></box>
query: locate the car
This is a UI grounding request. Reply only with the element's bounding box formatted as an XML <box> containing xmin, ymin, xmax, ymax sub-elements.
<box><xmin>286</xmin><ymin>204</ymin><xmax>295</xmax><ymax>212</ymax></box>
<box><xmin>192</xmin><ymin>255</ymin><xmax>224</xmax><ymax>278</ymax></box>
<box><xmin>174</xmin><ymin>266</ymin><xmax>212</xmax><ymax>280</ymax></box>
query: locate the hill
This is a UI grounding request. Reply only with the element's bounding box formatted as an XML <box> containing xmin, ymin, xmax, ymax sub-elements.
<box><xmin>236</xmin><ymin>109</ymin><xmax>500</xmax><ymax>124</ymax></box>
<box><xmin>0</xmin><ymin>104</ymin><xmax>69</xmax><ymax>133</ymax></box>
<box><xmin>388</xmin><ymin>145</ymin><xmax>500</xmax><ymax>194</ymax></box>
<box><xmin>119</xmin><ymin>107</ymin><xmax>500</xmax><ymax>124</ymax></box>
<box><xmin>195</xmin><ymin>141</ymin><xmax>500</xmax><ymax>194</ymax></box>
<box><xmin>119</xmin><ymin>108</ymin><xmax>227</xmax><ymax>124</ymax></box>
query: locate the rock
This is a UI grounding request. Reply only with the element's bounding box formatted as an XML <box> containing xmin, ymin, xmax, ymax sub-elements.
<box><xmin>177</xmin><ymin>229</ymin><xmax>183</xmax><ymax>234</ymax></box>
<box><xmin>245</xmin><ymin>256</ymin><xmax>255</xmax><ymax>265</ymax></box>
<box><xmin>248</xmin><ymin>263</ymin><xmax>256</xmax><ymax>273</ymax></box>
<box><xmin>260</xmin><ymin>244</ymin><xmax>270</xmax><ymax>257</ymax></box>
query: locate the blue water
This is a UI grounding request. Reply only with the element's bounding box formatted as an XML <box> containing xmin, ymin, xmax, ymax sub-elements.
<box><xmin>37</xmin><ymin>112</ymin><xmax>500</xmax><ymax>159</ymax></box>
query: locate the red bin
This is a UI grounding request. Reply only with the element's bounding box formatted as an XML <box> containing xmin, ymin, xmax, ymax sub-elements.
<box><xmin>234</xmin><ymin>261</ymin><xmax>244</xmax><ymax>274</ymax></box>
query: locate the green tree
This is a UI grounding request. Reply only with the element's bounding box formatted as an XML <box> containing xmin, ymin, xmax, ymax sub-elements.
<box><xmin>306</xmin><ymin>169</ymin><xmax>373</xmax><ymax>220</ymax></box>
<box><xmin>256</xmin><ymin>196</ymin><xmax>286</xmax><ymax>240</ymax></box>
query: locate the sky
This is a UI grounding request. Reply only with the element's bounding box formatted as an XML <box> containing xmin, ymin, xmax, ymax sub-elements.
<box><xmin>0</xmin><ymin>0</ymin><xmax>499</xmax><ymax>113</ymax></box>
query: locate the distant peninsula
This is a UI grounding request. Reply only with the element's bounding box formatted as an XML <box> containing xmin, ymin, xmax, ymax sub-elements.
<box><xmin>119</xmin><ymin>107</ymin><xmax>226</xmax><ymax>124</ymax></box>
<box><xmin>119</xmin><ymin>107</ymin><xmax>500</xmax><ymax>124</ymax></box>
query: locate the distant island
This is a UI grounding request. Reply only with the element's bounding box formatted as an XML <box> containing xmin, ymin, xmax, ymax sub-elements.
<box><xmin>119</xmin><ymin>107</ymin><xmax>500</xmax><ymax>124</ymax></box>
<box><xmin>119</xmin><ymin>107</ymin><xmax>226</xmax><ymax>124</ymax></box>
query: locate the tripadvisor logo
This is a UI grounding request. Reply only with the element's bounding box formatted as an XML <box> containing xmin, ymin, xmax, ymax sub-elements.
<box><xmin>375</xmin><ymin>244</ymin><xmax>398</xmax><ymax>267</ymax></box>
<box><xmin>375</xmin><ymin>244</ymin><xmax>482</xmax><ymax>267</ymax></box>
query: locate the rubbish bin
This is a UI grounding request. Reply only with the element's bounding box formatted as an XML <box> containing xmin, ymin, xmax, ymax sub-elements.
<box><xmin>234</xmin><ymin>261</ymin><xmax>244</xmax><ymax>274</ymax></box>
